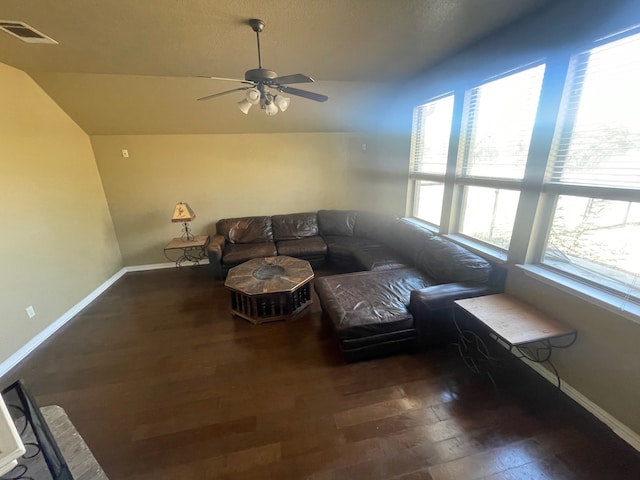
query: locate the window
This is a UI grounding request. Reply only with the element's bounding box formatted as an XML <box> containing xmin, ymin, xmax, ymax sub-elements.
<box><xmin>408</xmin><ymin>94</ymin><xmax>454</xmax><ymax>225</ymax></box>
<box><xmin>458</xmin><ymin>65</ymin><xmax>545</xmax><ymax>181</ymax></box>
<box><xmin>410</xmin><ymin>95</ymin><xmax>454</xmax><ymax>176</ymax></box>
<box><xmin>404</xmin><ymin>24</ymin><xmax>640</xmax><ymax>316</ymax></box>
<box><xmin>459</xmin><ymin>186</ymin><xmax>520</xmax><ymax>250</ymax></box>
<box><xmin>413</xmin><ymin>181</ymin><xmax>444</xmax><ymax>225</ymax></box>
<box><xmin>454</xmin><ymin>64</ymin><xmax>545</xmax><ymax>250</ymax></box>
<box><xmin>541</xmin><ymin>31</ymin><xmax>640</xmax><ymax>304</ymax></box>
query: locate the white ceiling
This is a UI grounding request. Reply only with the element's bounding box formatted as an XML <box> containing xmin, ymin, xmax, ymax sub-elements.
<box><xmin>0</xmin><ymin>0</ymin><xmax>553</xmax><ymax>134</ymax></box>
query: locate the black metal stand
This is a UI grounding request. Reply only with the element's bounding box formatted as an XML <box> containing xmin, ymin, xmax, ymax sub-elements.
<box><xmin>164</xmin><ymin>247</ymin><xmax>206</xmax><ymax>267</ymax></box>
<box><xmin>1</xmin><ymin>381</ymin><xmax>72</xmax><ymax>480</ymax></box>
<box><xmin>163</xmin><ymin>237</ymin><xmax>210</xmax><ymax>268</ymax></box>
<box><xmin>180</xmin><ymin>222</ymin><xmax>194</xmax><ymax>241</ymax></box>
<box><xmin>452</xmin><ymin>308</ymin><xmax>577</xmax><ymax>389</ymax></box>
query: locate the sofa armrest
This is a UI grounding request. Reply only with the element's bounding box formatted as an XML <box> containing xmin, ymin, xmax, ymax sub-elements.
<box><xmin>409</xmin><ymin>282</ymin><xmax>496</xmax><ymax>346</ymax></box>
<box><xmin>207</xmin><ymin>234</ymin><xmax>225</xmax><ymax>260</ymax></box>
<box><xmin>410</xmin><ymin>282</ymin><xmax>493</xmax><ymax>311</ymax></box>
<box><xmin>207</xmin><ymin>234</ymin><xmax>226</xmax><ymax>280</ymax></box>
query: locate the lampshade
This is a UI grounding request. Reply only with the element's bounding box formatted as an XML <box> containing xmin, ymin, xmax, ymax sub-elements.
<box><xmin>171</xmin><ymin>202</ymin><xmax>196</xmax><ymax>223</ymax></box>
<box><xmin>264</xmin><ymin>101</ymin><xmax>278</xmax><ymax>116</ymax></box>
<box><xmin>245</xmin><ymin>87</ymin><xmax>261</xmax><ymax>104</ymax></box>
<box><xmin>273</xmin><ymin>95</ymin><xmax>290</xmax><ymax>112</ymax></box>
<box><xmin>237</xmin><ymin>99</ymin><xmax>252</xmax><ymax>114</ymax></box>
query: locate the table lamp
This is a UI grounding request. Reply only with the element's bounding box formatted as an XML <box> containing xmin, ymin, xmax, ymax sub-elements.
<box><xmin>171</xmin><ymin>202</ymin><xmax>196</xmax><ymax>241</ymax></box>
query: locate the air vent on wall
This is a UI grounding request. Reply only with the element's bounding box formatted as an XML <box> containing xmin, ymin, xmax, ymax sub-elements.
<box><xmin>0</xmin><ymin>21</ymin><xmax>57</xmax><ymax>44</ymax></box>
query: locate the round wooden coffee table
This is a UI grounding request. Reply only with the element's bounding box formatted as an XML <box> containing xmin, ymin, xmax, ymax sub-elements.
<box><xmin>224</xmin><ymin>256</ymin><xmax>314</xmax><ymax>324</ymax></box>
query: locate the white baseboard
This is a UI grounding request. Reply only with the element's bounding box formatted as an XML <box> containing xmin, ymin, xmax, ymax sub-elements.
<box><xmin>125</xmin><ymin>258</ymin><xmax>209</xmax><ymax>272</ymax></box>
<box><xmin>518</xmin><ymin>355</ymin><xmax>640</xmax><ymax>452</ymax></box>
<box><xmin>126</xmin><ymin>262</ymin><xmax>176</xmax><ymax>272</ymax></box>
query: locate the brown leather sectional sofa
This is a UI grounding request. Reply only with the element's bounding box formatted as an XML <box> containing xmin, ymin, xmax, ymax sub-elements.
<box><xmin>208</xmin><ymin>210</ymin><xmax>505</xmax><ymax>361</ymax></box>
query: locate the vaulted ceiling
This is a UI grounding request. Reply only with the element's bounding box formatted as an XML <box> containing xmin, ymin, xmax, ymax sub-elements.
<box><xmin>0</xmin><ymin>0</ymin><xmax>553</xmax><ymax>134</ymax></box>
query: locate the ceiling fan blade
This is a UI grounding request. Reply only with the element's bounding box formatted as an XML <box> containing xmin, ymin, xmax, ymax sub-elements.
<box><xmin>279</xmin><ymin>86</ymin><xmax>328</xmax><ymax>102</ymax></box>
<box><xmin>198</xmin><ymin>75</ymin><xmax>254</xmax><ymax>85</ymax></box>
<box><xmin>273</xmin><ymin>73</ymin><xmax>314</xmax><ymax>85</ymax></box>
<box><xmin>197</xmin><ymin>87</ymin><xmax>249</xmax><ymax>101</ymax></box>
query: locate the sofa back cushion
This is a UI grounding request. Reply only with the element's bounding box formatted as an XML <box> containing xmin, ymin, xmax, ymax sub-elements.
<box><xmin>318</xmin><ymin>210</ymin><xmax>358</xmax><ymax>237</ymax></box>
<box><xmin>272</xmin><ymin>212</ymin><xmax>319</xmax><ymax>241</ymax></box>
<box><xmin>216</xmin><ymin>216</ymin><xmax>273</xmax><ymax>244</ymax></box>
<box><xmin>389</xmin><ymin>219</ymin><xmax>437</xmax><ymax>262</ymax></box>
<box><xmin>353</xmin><ymin>211</ymin><xmax>399</xmax><ymax>244</ymax></box>
<box><xmin>414</xmin><ymin>235</ymin><xmax>492</xmax><ymax>284</ymax></box>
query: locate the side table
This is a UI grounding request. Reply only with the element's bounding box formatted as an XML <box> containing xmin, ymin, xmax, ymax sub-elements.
<box><xmin>453</xmin><ymin>294</ymin><xmax>577</xmax><ymax>388</ymax></box>
<box><xmin>164</xmin><ymin>235</ymin><xmax>210</xmax><ymax>267</ymax></box>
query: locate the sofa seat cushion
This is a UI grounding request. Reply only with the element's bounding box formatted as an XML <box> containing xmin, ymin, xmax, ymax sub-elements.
<box><xmin>322</xmin><ymin>235</ymin><xmax>381</xmax><ymax>261</ymax></box>
<box><xmin>272</xmin><ymin>212</ymin><xmax>319</xmax><ymax>241</ymax></box>
<box><xmin>352</xmin><ymin>245</ymin><xmax>408</xmax><ymax>271</ymax></box>
<box><xmin>315</xmin><ymin>268</ymin><xmax>436</xmax><ymax>340</ymax></box>
<box><xmin>276</xmin><ymin>236</ymin><xmax>327</xmax><ymax>257</ymax></box>
<box><xmin>222</xmin><ymin>242</ymin><xmax>278</xmax><ymax>266</ymax></box>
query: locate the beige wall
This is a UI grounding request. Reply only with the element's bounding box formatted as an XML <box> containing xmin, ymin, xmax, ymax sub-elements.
<box><xmin>0</xmin><ymin>63</ymin><xmax>122</xmax><ymax>365</ymax></box>
<box><xmin>508</xmin><ymin>270</ymin><xmax>640</xmax><ymax>431</ymax></box>
<box><xmin>91</xmin><ymin>132</ymin><xmax>405</xmax><ymax>266</ymax></box>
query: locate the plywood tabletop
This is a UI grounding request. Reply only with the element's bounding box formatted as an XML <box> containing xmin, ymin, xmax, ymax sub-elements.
<box><xmin>455</xmin><ymin>293</ymin><xmax>576</xmax><ymax>345</ymax></box>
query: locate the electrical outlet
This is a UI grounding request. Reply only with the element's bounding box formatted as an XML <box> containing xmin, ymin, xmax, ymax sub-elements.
<box><xmin>26</xmin><ymin>306</ymin><xmax>35</xmax><ymax>318</ymax></box>
<box><xmin>121</xmin><ymin>149</ymin><xmax>129</xmax><ymax>158</ymax></box>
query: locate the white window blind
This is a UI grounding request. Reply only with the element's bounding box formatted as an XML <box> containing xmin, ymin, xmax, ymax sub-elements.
<box><xmin>410</xmin><ymin>95</ymin><xmax>454</xmax><ymax>175</ymax></box>
<box><xmin>458</xmin><ymin>64</ymin><xmax>545</xmax><ymax>180</ymax></box>
<box><xmin>546</xmin><ymin>33</ymin><xmax>640</xmax><ymax>189</ymax></box>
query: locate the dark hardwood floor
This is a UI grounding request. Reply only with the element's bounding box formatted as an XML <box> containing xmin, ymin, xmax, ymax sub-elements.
<box><xmin>3</xmin><ymin>265</ymin><xmax>640</xmax><ymax>479</ymax></box>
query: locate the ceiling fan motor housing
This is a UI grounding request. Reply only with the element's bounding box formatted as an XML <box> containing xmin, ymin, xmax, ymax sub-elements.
<box><xmin>245</xmin><ymin>68</ymin><xmax>278</xmax><ymax>83</ymax></box>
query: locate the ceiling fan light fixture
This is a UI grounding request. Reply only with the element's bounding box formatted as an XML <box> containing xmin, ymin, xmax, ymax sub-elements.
<box><xmin>274</xmin><ymin>95</ymin><xmax>290</xmax><ymax>112</ymax></box>
<box><xmin>237</xmin><ymin>99</ymin><xmax>253</xmax><ymax>114</ymax></box>
<box><xmin>264</xmin><ymin>101</ymin><xmax>278</xmax><ymax>116</ymax></box>
<box><xmin>245</xmin><ymin>87</ymin><xmax>261</xmax><ymax>105</ymax></box>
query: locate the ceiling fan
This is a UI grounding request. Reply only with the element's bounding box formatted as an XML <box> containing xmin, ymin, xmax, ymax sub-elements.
<box><xmin>197</xmin><ymin>18</ymin><xmax>328</xmax><ymax>115</ymax></box>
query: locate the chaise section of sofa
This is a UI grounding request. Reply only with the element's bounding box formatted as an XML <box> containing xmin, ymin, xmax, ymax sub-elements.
<box><xmin>314</xmin><ymin>217</ymin><xmax>504</xmax><ymax>361</ymax></box>
<box><xmin>315</xmin><ymin>268</ymin><xmax>436</xmax><ymax>362</ymax></box>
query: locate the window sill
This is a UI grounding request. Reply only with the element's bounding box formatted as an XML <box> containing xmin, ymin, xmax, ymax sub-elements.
<box><xmin>516</xmin><ymin>264</ymin><xmax>640</xmax><ymax>324</ymax></box>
